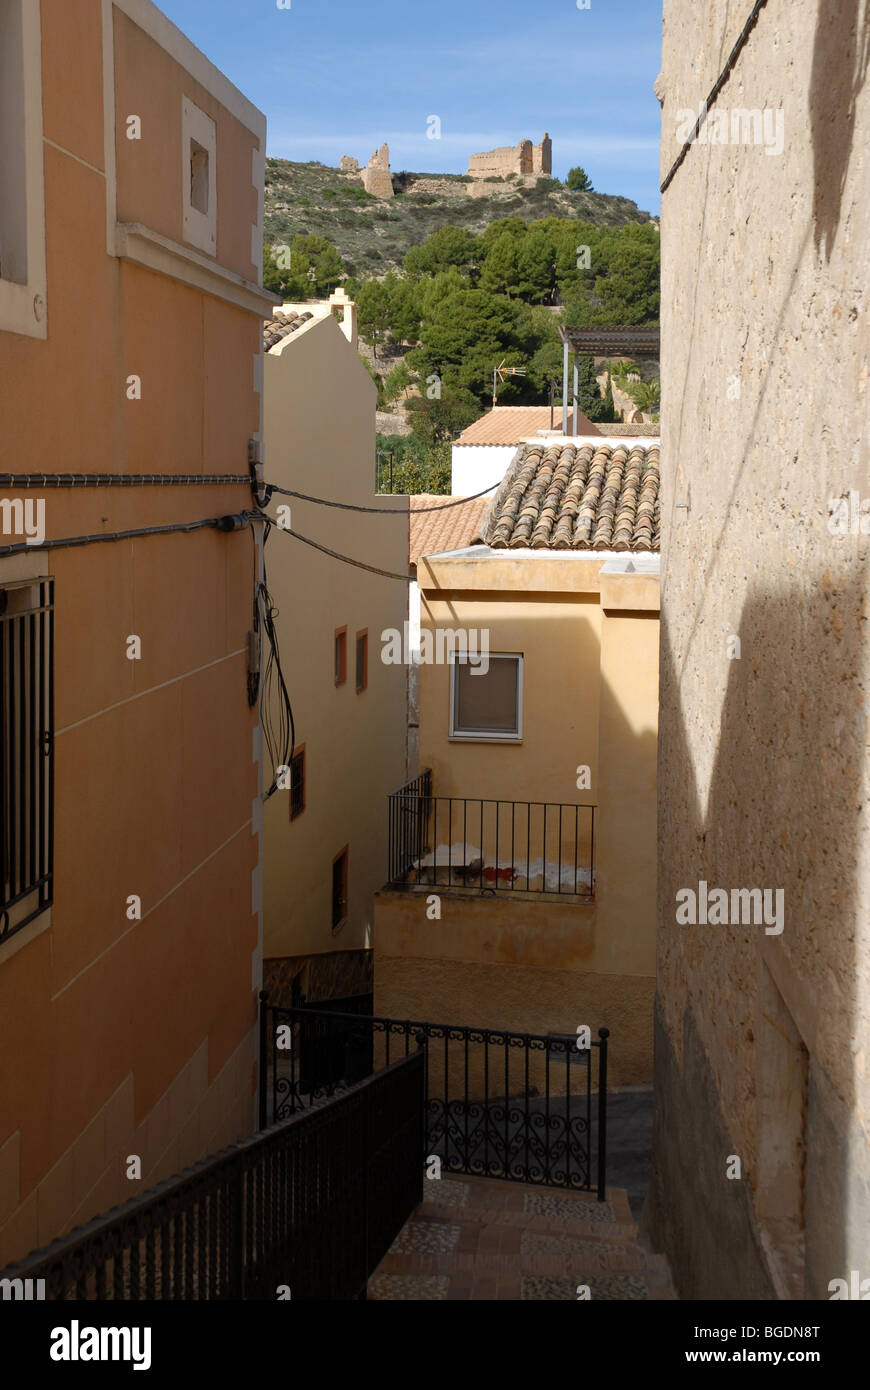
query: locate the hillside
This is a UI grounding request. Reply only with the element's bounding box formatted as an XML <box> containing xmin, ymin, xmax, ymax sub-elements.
<box><xmin>264</xmin><ymin>159</ymin><xmax>656</xmax><ymax>278</ymax></box>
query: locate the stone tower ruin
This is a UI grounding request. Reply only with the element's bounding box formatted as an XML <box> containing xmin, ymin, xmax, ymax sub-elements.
<box><xmin>466</xmin><ymin>133</ymin><xmax>552</xmax><ymax>180</ymax></box>
<box><xmin>360</xmin><ymin>143</ymin><xmax>394</xmax><ymax>199</ymax></box>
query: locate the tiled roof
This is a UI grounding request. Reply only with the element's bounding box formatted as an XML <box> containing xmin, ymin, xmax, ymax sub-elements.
<box><xmin>455</xmin><ymin>406</ymin><xmax>598</xmax><ymax>446</ymax></box>
<box><xmin>409</xmin><ymin>494</ymin><xmax>490</xmax><ymax>568</ymax></box>
<box><xmin>263</xmin><ymin>308</ymin><xmax>314</xmax><ymax>350</ymax></box>
<box><xmin>483</xmin><ymin>441</ymin><xmax>660</xmax><ymax>552</ymax></box>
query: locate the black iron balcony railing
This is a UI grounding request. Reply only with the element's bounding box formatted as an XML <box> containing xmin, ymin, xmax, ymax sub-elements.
<box><xmin>388</xmin><ymin>769</ymin><xmax>595</xmax><ymax>899</ymax></box>
<box><xmin>0</xmin><ymin>1051</ymin><xmax>424</xmax><ymax>1301</ymax></box>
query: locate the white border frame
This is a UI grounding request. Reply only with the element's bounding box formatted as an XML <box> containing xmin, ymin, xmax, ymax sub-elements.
<box><xmin>0</xmin><ymin>0</ymin><xmax>47</xmax><ymax>340</ymax></box>
<box><xmin>448</xmin><ymin>651</ymin><xmax>523</xmax><ymax>743</ymax></box>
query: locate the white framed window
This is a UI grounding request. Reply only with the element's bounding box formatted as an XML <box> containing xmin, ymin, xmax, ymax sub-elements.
<box><xmin>181</xmin><ymin>97</ymin><xmax>216</xmax><ymax>255</ymax></box>
<box><xmin>449</xmin><ymin>652</ymin><xmax>523</xmax><ymax>742</ymax></box>
<box><xmin>0</xmin><ymin>0</ymin><xmax>47</xmax><ymax>339</ymax></box>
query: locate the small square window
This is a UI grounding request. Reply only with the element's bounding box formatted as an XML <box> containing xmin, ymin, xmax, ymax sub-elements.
<box><xmin>331</xmin><ymin>846</ymin><xmax>348</xmax><ymax>930</ymax></box>
<box><xmin>181</xmin><ymin>97</ymin><xmax>216</xmax><ymax>255</ymax></box>
<box><xmin>334</xmin><ymin>627</ymin><xmax>347</xmax><ymax>686</ymax></box>
<box><xmin>289</xmin><ymin>746</ymin><xmax>305</xmax><ymax>821</ymax></box>
<box><xmin>190</xmin><ymin>139</ymin><xmax>209</xmax><ymax>215</ymax></box>
<box><xmin>449</xmin><ymin>652</ymin><xmax>523</xmax><ymax>742</ymax></box>
<box><xmin>355</xmin><ymin>630</ymin><xmax>368</xmax><ymax>693</ymax></box>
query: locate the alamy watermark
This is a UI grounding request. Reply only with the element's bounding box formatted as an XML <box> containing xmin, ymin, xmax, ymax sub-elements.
<box><xmin>50</xmin><ymin>1321</ymin><xmax>151</xmax><ymax>1370</ymax></box>
<box><xmin>828</xmin><ymin>1270</ymin><xmax>870</xmax><ymax>1299</ymax></box>
<box><xmin>0</xmin><ymin>498</ymin><xmax>45</xmax><ymax>546</ymax></box>
<box><xmin>675</xmin><ymin>102</ymin><xmax>785</xmax><ymax>157</ymax></box>
<box><xmin>676</xmin><ymin>881</ymin><xmax>784</xmax><ymax>935</ymax></box>
<box><xmin>828</xmin><ymin>491</ymin><xmax>870</xmax><ymax>535</ymax></box>
<box><xmin>1</xmin><ymin>1276</ymin><xmax>45</xmax><ymax>1299</ymax></box>
<box><xmin>381</xmin><ymin>624</ymin><xmax>490</xmax><ymax>674</ymax></box>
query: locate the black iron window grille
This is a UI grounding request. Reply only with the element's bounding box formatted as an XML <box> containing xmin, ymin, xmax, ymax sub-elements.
<box><xmin>289</xmin><ymin>747</ymin><xmax>305</xmax><ymax>820</ymax></box>
<box><xmin>0</xmin><ymin>577</ymin><xmax>53</xmax><ymax>946</ymax></box>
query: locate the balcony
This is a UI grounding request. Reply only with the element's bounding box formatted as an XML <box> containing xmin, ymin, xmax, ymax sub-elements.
<box><xmin>387</xmin><ymin>770</ymin><xmax>595</xmax><ymax>902</ymax></box>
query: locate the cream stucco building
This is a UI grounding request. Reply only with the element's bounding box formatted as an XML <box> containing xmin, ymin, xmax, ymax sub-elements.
<box><xmin>261</xmin><ymin>293</ymin><xmax>409</xmax><ymax>1006</ymax></box>
<box><xmin>374</xmin><ymin>438</ymin><xmax>661</xmax><ymax>1085</ymax></box>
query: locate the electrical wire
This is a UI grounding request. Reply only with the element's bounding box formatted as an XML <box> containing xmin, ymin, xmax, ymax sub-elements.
<box><xmin>264</xmin><ymin>481</ymin><xmax>500</xmax><ymax>514</ymax></box>
<box><xmin>0</xmin><ymin>515</ymin><xmax>234</xmax><ymax>559</ymax></box>
<box><xmin>264</xmin><ymin>518</ymin><xmax>414</xmax><ymax>583</ymax></box>
<box><xmin>660</xmin><ymin>0</ymin><xmax>771</xmax><ymax>195</ymax></box>
<box><xmin>0</xmin><ymin>473</ymin><xmax>250</xmax><ymax>488</ymax></box>
<box><xmin>0</xmin><ymin>502</ymin><xmax>300</xmax><ymax>804</ymax></box>
<box><xmin>1</xmin><ymin>474</ymin><xmax>494</xmax><ymax>510</ymax></box>
<box><xmin>257</xmin><ymin>521</ymin><xmax>296</xmax><ymax>798</ymax></box>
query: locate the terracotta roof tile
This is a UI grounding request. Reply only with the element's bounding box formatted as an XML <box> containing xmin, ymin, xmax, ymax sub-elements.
<box><xmin>409</xmin><ymin>495</ymin><xmax>490</xmax><ymax>568</ymax></box>
<box><xmin>482</xmin><ymin>441</ymin><xmax>660</xmax><ymax>552</ymax></box>
<box><xmin>455</xmin><ymin>406</ymin><xmax>599</xmax><ymax>446</ymax></box>
<box><xmin>263</xmin><ymin>308</ymin><xmax>314</xmax><ymax>350</ymax></box>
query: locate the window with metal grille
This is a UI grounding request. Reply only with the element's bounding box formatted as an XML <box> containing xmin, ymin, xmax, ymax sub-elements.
<box><xmin>1</xmin><ymin>577</ymin><xmax>53</xmax><ymax>945</ymax></box>
<box><xmin>289</xmin><ymin>746</ymin><xmax>305</xmax><ymax>821</ymax></box>
<box><xmin>331</xmin><ymin>846</ymin><xmax>348</xmax><ymax>930</ymax></box>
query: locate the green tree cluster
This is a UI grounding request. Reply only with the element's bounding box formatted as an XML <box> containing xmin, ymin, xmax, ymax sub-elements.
<box><xmin>266</xmin><ymin>212</ymin><xmax>658</xmax><ymax>436</ymax></box>
<box><xmin>566</xmin><ymin>167</ymin><xmax>593</xmax><ymax>191</ymax></box>
<box><xmin>375</xmin><ymin>434</ymin><xmax>451</xmax><ymax>495</ymax></box>
<box><xmin>263</xmin><ymin>233</ymin><xmax>344</xmax><ymax>299</ymax></box>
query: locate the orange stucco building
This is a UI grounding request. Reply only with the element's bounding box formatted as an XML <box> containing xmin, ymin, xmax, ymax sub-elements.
<box><xmin>0</xmin><ymin>0</ymin><xmax>276</xmax><ymax>1266</ymax></box>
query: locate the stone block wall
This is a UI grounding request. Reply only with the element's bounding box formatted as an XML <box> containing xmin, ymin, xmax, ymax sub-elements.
<box><xmin>466</xmin><ymin>135</ymin><xmax>551</xmax><ymax>179</ymax></box>
<box><xmin>647</xmin><ymin>0</ymin><xmax>870</xmax><ymax>1300</ymax></box>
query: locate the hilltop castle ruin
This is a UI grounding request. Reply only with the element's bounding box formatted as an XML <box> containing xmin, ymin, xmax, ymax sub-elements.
<box><xmin>466</xmin><ymin>134</ymin><xmax>552</xmax><ymax>180</ymax></box>
<box><xmin>339</xmin><ymin>144</ymin><xmax>394</xmax><ymax>198</ymax></box>
<box><xmin>338</xmin><ymin>134</ymin><xmax>554</xmax><ymax>201</ymax></box>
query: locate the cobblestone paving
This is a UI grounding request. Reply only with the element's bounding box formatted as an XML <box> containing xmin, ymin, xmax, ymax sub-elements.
<box><xmin>521</xmin><ymin>1274</ymin><xmax>649</xmax><ymax>1301</ymax></box>
<box><xmin>367</xmin><ymin>1175</ymin><xmax>676</xmax><ymax>1302</ymax></box>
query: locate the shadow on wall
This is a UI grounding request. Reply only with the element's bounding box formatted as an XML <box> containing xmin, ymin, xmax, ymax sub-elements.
<box><xmin>646</xmin><ymin>570</ymin><xmax>866</xmax><ymax>1299</ymax></box>
<box><xmin>810</xmin><ymin>0</ymin><xmax>870</xmax><ymax>260</ymax></box>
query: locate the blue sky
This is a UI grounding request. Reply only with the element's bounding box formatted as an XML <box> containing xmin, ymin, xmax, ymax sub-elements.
<box><xmin>160</xmin><ymin>0</ymin><xmax>663</xmax><ymax>215</ymax></box>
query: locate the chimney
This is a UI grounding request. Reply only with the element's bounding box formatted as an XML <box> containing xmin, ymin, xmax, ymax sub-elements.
<box><xmin>329</xmin><ymin>287</ymin><xmax>358</xmax><ymax>349</ymax></box>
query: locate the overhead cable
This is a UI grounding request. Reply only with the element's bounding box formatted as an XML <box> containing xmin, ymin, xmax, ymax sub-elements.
<box><xmin>258</xmin><ymin>512</ymin><xmax>413</xmax><ymax>582</ymax></box>
<box><xmin>265</xmin><ymin>481</ymin><xmax>499</xmax><ymax>514</ymax></box>
<box><xmin>0</xmin><ymin>473</ymin><xmax>251</xmax><ymax>488</ymax></box>
<box><xmin>257</xmin><ymin>524</ymin><xmax>295</xmax><ymax>798</ymax></box>
<box><xmin>0</xmin><ymin>514</ymin><xmax>243</xmax><ymax>559</ymax></box>
<box><xmin>660</xmin><ymin>0</ymin><xmax>771</xmax><ymax>195</ymax></box>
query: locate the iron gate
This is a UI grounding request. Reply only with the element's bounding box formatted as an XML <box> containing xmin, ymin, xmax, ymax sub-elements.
<box><xmin>259</xmin><ymin>993</ymin><xmax>609</xmax><ymax>1198</ymax></box>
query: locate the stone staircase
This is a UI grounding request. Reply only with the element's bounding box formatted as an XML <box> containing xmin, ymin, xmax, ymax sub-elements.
<box><xmin>368</xmin><ymin>1174</ymin><xmax>676</xmax><ymax>1301</ymax></box>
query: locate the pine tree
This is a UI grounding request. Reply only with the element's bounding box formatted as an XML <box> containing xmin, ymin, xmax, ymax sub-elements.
<box><xmin>575</xmin><ymin>355</ymin><xmax>603</xmax><ymax>417</ymax></box>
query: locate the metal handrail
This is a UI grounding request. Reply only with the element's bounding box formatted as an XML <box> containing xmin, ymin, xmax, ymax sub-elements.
<box><xmin>0</xmin><ymin>1050</ymin><xmax>424</xmax><ymax>1300</ymax></box>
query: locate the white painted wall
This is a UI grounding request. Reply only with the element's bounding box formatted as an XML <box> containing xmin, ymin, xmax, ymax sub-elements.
<box><xmin>450</xmin><ymin>445</ymin><xmax>515</xmax><ymax>497</ymax></box>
